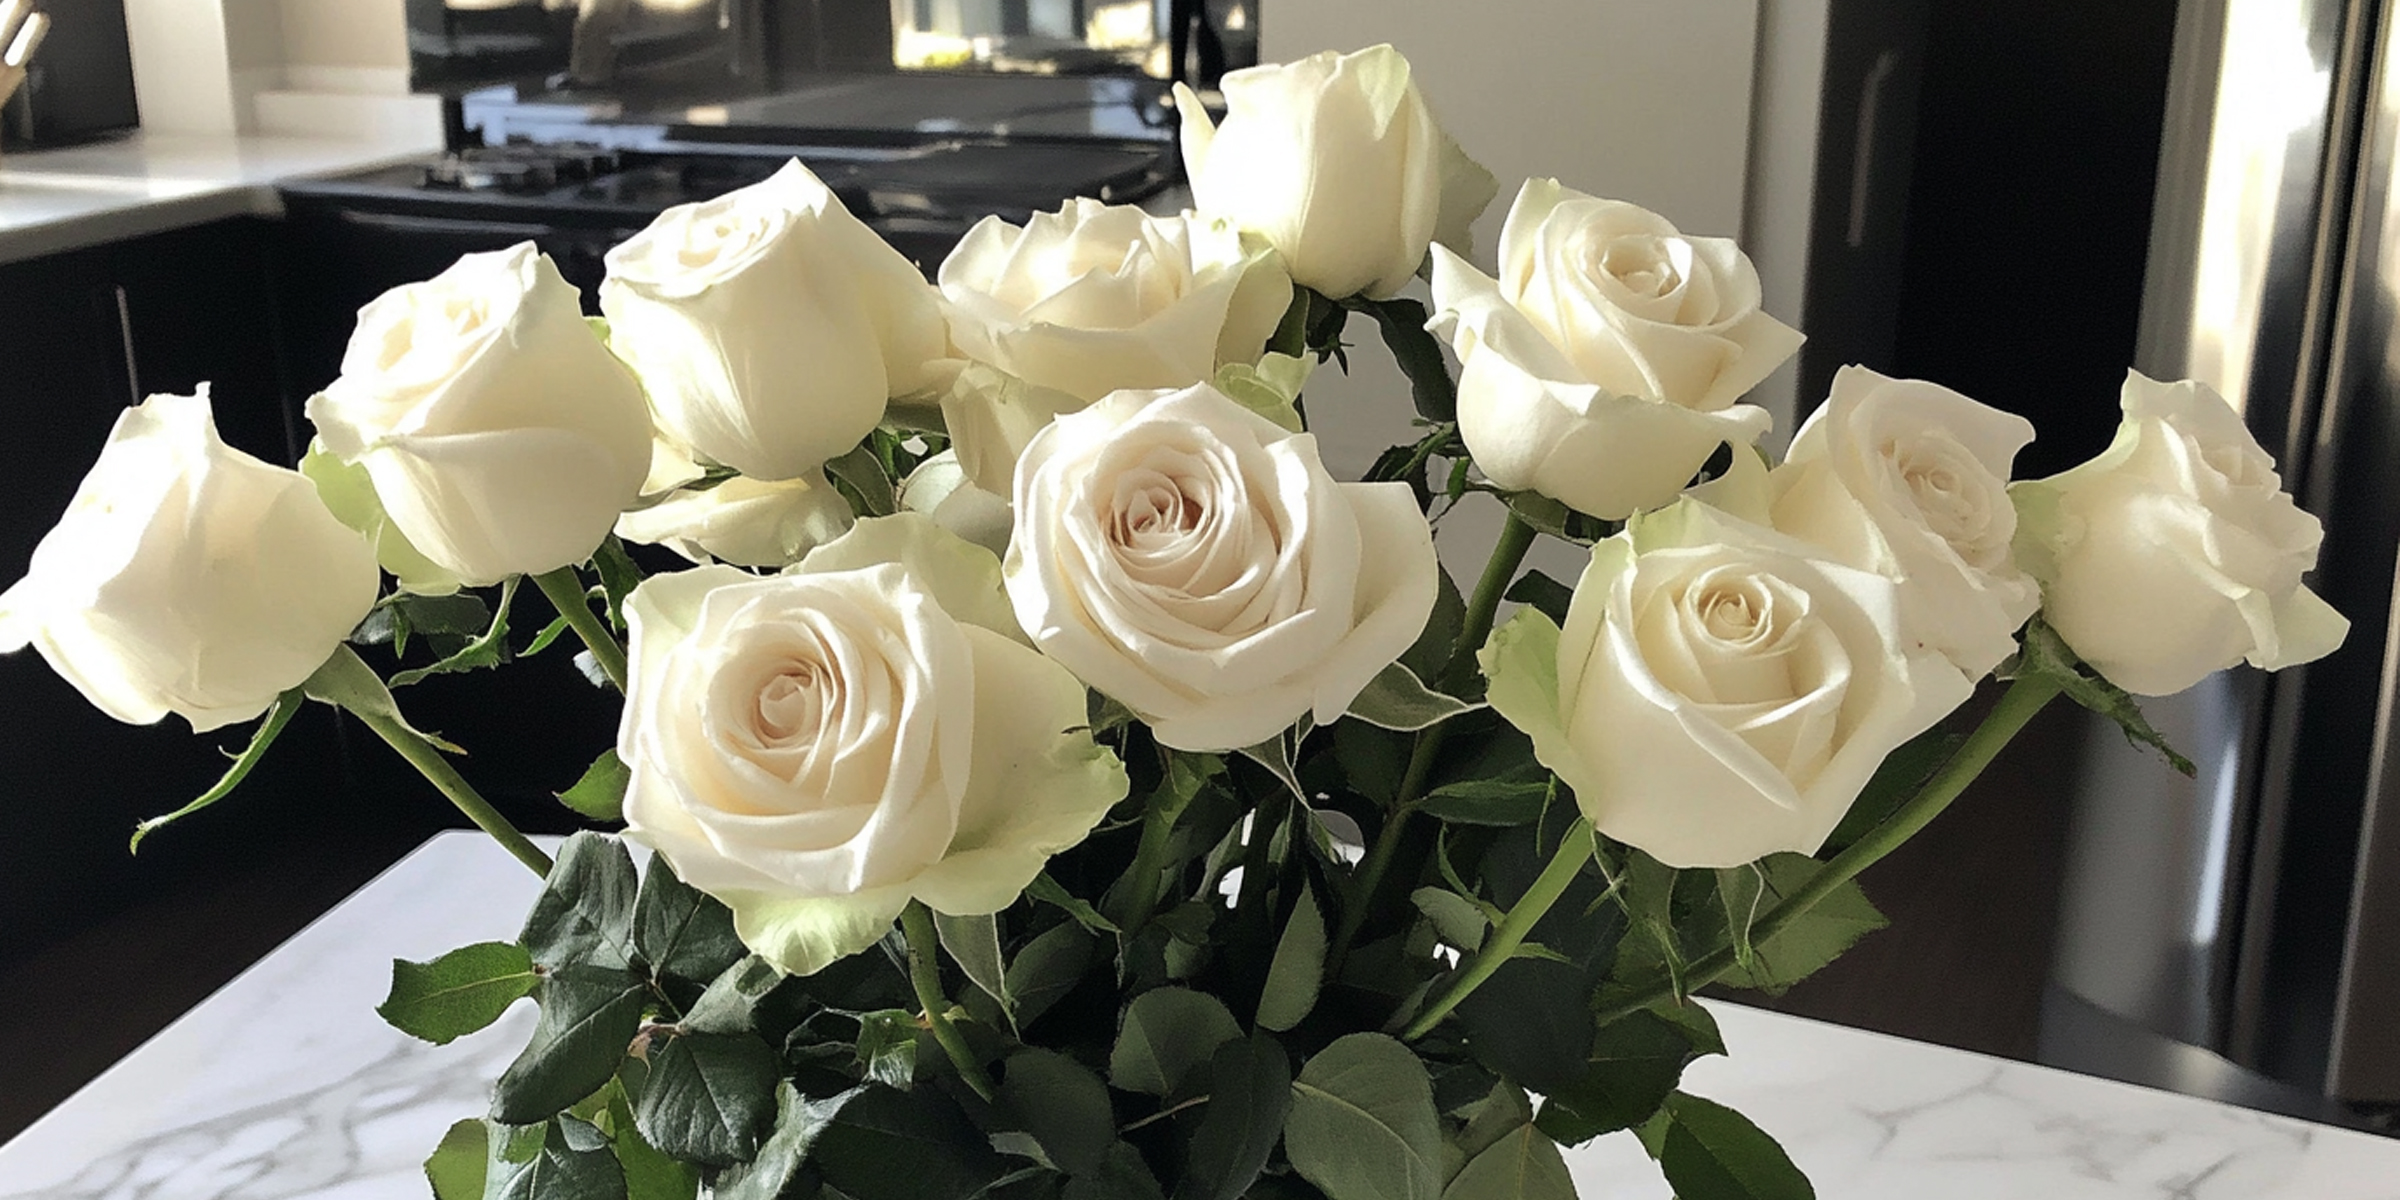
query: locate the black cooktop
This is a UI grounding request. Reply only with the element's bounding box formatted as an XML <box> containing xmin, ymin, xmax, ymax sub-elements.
<box><xmin>279</xmin><ymin>136</ymin><xmax>1174</xmax><ymax>230</ymax></box>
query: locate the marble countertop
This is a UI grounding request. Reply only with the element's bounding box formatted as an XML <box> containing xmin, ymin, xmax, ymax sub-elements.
<box><xmin>0</xmin><ymin>130</ymin><xmax>439</xmax><ymax>266</ymax></box>
<box><xmin>1</xmin><ymin>830</ymin><xmax>2393</xmax><ymax>1199</ymax></box>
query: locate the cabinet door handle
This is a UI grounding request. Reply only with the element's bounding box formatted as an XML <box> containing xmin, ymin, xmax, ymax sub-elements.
<box><xmin>112</xmin><ymin>283</ymin><xmax>139</xmax><ymax>406</ymax></box>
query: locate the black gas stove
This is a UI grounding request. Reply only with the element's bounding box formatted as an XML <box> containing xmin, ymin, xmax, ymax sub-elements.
<box><xmin>272</xmin><ymin>76</ymin><xmax>1184</xmax><ymax>417</ymax></box>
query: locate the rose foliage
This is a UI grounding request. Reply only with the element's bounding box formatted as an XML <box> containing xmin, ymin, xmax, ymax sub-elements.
<box><xmin>0</xmin><ymin>43</ymin><xmax>2346</xmax><ymax>1200</ymax></box>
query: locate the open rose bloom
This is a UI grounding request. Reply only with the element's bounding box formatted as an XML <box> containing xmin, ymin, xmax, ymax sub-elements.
<box><xmin>0</xmin><ymin>42</ymin><xmax>2354</xmax><ymax>1200</ymax></box>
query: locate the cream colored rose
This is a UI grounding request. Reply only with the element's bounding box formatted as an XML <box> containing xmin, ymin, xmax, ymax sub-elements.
<box><xmin>306</xmin><ymin>243</ymin><xmax>652</xmax><ymax>587</ymax></box>
<box><xmin>0</xmin><ymin>392</ymin><xmax>378</xmax><ymax>732</ymax></box>
<box><xmin>1772</xmin><ymin>367</ymin><xmax>2040</xmax><ymax>678</ymax></box>
<box><xmin>1003</xmin><ymin>382</ymin><xmax>1438</xmax><ymax>752</ymax></box>
<box><xmin>937</xmin><ymin>200</ymin><xmax>1291</xmax><ymax>493</ymax></box>
<box><xmin>2013</xmin><ymin>372</ymin><xmax>2346</xmax><ymax>695</ymax></box>
<box><xmin>1482</xmin><ymin>499</ymin><xmax>1973</xmax><ymax>868</ymax></box>
<box><xmin>1430</xmin><ymin>179</ymin><xmax>1802</xmax><ymax>520</ymax></box>
<box><xmin>1177</xmin><ymin>44</ymin><xmax>1496</xmax><ymax>300</ymax></box>
<box><xmin>615</xmin><ymin>471</ymin><xmax>855</xmax><ymax>570</ymax></box>
<box><xmin>620</xmin><ymin>514</ymin><xmax>1127</xmax><ymax>975</ymax></box>
<box><xmin>601</xmin><ymin>159</ymin><xmax>947</xmax><ymax>482</ymax></box>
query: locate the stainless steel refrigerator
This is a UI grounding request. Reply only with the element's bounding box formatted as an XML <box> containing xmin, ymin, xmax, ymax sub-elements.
<box><xmin>2042</xmin><ymin>0</ymin><xmax>2400</xmax><ymax>1125</ymax></box>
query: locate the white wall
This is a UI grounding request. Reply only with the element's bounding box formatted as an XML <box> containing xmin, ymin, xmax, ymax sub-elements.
<box><xmin>126</xmin><ymin>0</ymin><xmax>431</xmax><ymax>139</ymax></box>
<box><xmin>1259</xmin><ymin>1</ymin><xmax>1767</xmax><ymax>587</ymax></box>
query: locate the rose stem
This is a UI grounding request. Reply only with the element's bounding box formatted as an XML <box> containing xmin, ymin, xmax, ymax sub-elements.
<box><xmin>349</xmin><ymin>702</ymin><xmax>554</xmax><ymax>877</ymax></box>
<box><xmin>1331</xmin><ymin>509</ymin><xmax>1542</xmax><ymax>974</ymax></box>
<box><xmin>531</xmin><ymin>566</ymin><xmax>629</xmax><ymax>693</ymax></box>
<box><xmin>1446</xmin><ymin>510</ymin><xmax>1541</xmax><ymax>690</ymax></box>
<box><xmin>900</xmin><ymin>900</ymin><xmax>998</xmax><ymax>1102</ymax></box>
<box><xmin>1401</xmin><ymin>817</ymin><xmax>1596</xmax><ymax>1041</ymax></box>
<box><xmin>1584</xmin><ymin>670</ymin><xmax>2065</xmax><ymax>1030</ymax></box>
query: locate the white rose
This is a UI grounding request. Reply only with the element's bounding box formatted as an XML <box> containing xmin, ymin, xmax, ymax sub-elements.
<box><xmin>939</xmin><ymin>201</ymin><xmax>1289</xmax><ymax>401</ymax></box>
<box><xmin>1771</xmin><ymin>367</ymin><xmax>2040</xmax><ymax>678</ymax></box>
<box><xmin>1430</xmin><ymin>179</ymin><xmax>1802</xmax><ymax>520</ymax></box>
<box><xmin>0</xmin><ymin>391</ymin><xmax>378</xmax><ymax>732</ymax></box>
<box><xmin>1482</xmin><ymin>498</ymin><xmax>1973</xmax><ymax>868</ymax></box>
<box><xmin>2012</xmin><ymin>372</ymin><xmax>2347</xmax><ymax>696</ymax></box>
<box><xmin>901</xmin><ymin>450</ymin><xmax>1014</xmax><ymax>557</ymax></box>
<box><xmin>1004</xmin><ymin>382</ymin><xmax>1438</xmax><ymax>752</ymax></box>
<box><xmin>615</xmin><ymin>471</ymin><xmax>855</xmax><ymax>569</ymax></box>
<box><xmin>1177</xmin><ymin>44</ymin><xmax>1497</xmax><ymax>300</ymax></box>
<box><xmin>601</xmin><ymin>159</ymin><xmax>947</xmax><ymax>482</ymax></box>
<box><xmin>306</xmin><ymin>242</ymin><xmax>652</xmax><ymax>588</ymax></box>
<box><xmin>620</xmin><ymin>514</ymin><xmax>1127</xmax><ymax>975</ymax></box>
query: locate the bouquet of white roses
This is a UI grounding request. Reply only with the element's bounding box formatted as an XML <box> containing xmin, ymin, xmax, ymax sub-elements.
<box><xmin>0</xmin><ymin>44</ymin><xmax>2347</xmax><ymax>1200</ymax></box>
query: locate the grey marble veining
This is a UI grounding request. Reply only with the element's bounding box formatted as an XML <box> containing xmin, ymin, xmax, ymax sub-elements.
<box><xmin>2</xmin><ymin>832</ymin><xmax>2395</xmax><ymax>1199</ymax></box>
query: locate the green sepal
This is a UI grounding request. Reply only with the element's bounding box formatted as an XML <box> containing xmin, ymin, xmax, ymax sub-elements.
<box><xmin>129</xmin><ymin>687</ymin><xmax>304</xmax><ymax>852</ymax></box>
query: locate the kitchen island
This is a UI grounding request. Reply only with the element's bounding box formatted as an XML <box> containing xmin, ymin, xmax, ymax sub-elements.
<box><xmin>0</xmin><ymin>831</ymin><xmax>2391</xmax><ymax>1199</ymax></box>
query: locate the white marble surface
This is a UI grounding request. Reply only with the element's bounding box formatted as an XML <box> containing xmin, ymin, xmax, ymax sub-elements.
<box><xmin>2</xmin><ymin>831</ymin><xmax>2394</xmax><ymax>1199</ymax></box>
<box><xmin>0</xmin><ymin>129</ymin><xmax>438</xmax><ymax>265</ymax></box>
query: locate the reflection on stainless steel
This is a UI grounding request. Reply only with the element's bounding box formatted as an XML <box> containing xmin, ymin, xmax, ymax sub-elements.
<box><xmin>2048</xmin><ymin>0</ymin><xmax>2400</xmax><ymax>1111</ymax></box>
<box><xmin>2313</xmin><ymin>0</ymin><xmax>2400</xmax><ymax>1104</ymax></box>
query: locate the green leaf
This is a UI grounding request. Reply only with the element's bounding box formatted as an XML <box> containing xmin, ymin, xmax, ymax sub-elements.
<box><xmin>1179</xmin><ymin>1034</ymin><xmax>1292</xmax><ymax>1200</ymax></box>
<box><xmin>810</xmin><ymin>1084</ymin><xmax>1008</xmax><ymax>1200</ymax></box>
<box><xmin>712</xmin><ymin>1085</ymin><xmax>857</xmax><ymax>1200</ymax></box>
<box><xmin>1410</xmin><ymin>888</ymin><xmax>1489</xmax><ymax>952</ymax></box>
<box><xmin>424</xmin><ymin>1118</ymin><xmax>487</xmax><ymax>1200</ymax></box>
<box><xmin>491</xmin><ymin>964</ymin><xmax>648</xmax><ymax>1125</ymax></box>
<box><xmin>379</xmin><ymin>941</ymin><xmax>539</xmax><ymax>1046</ymax></box>
<box><xmin>129</xmin><ymin>689</ymin><xmax>304</xmax><ymax>852</ymax></box>
<box><xmin>1441</xmin><ymin>1124</ymin><xmax>1576</xmax><ymax>1200</ymax></box>
<box><xmin>485</xmin><ymin>1117</ymin><xmax>629</xmax><ymax>1200</ymax></box>
<box><xmin>559</xmin><ymin>749</ymin><xmax>632</xmax><ymax>824</ymax></box>
<box><xmin>1332</xmin><ymin>719</ymin><xmax>1412</xmax><ymax>807</ymax></box>
<box><xmin>1640</xmin><ymin>1093</ymin><xmax>1814</xmax><ymax>1200</ymax></box>
<box><xmin>1284</xmin><ymin>1033</ymin><xmax>1445</xmax><ymax>1200</ymax></box>
<box><xmin>632</xmin><ymin>853</ymin><xmax>745</xmax><ymax>989</ymax></box>
<box><xmin>1455</xmin><ymin>821</ymin><xmax>1622</xmax><ymax>1094</ymax></box>
<box><xmin>522</xmin><ymin>832</ymin><xmax>640</xmax><ymax>971</ymax></box>
<box><xmin>2017</xmin><ymin>615</ymin><xmax>2195</xmax><ymax>775</ymax></box>
<box><xmin>1345</xmin><ymin>662</ymin><xmax>1481</xmax><ymax>732</ymax></box>
<box><xmin>391</xmin><ymin>576</ymin><xmax>519</xmax><ymax>686</ymax></box>
<box><xmin>1001</xmin><ymin>1048</ymin><xmax>1116</xmax><ymax>1177</ymax></box>
<box><xmin>1533</xmin><ymin>1009</ymin><xmax>1708</xmax><ymax>1146</ymax></box>
<box><xmin>1030</xmin><ymin>872</ymin><xmax>1121</xmax><ymax>934</ymax></box>
<box><xmin>681</xmin><ymin>954</ymin><xmax>784</xmax><ymax>1035</ymax></box>
<box><xmin>1008</xmin><ymin>922</ymin><xmax>1096</xmax><ymax>1030</ymax></box>
<box><xmin>1501</xmin><ymin>571</ymin><xmax>1576</xmax><ymax>628</ymax></box>
<box><xmin>1715</xmin><ymin>855</ymin><xmax>1888</xmax><ymax>993</ymax></box>
<box><xmin>1414</xmin><ymin>780</ymin><xmax>1551</xmax><ymax>827</ymax></box>
<box><xmin>600</xmin><ymin>1080</ymin><xmax>699</xmax><ymax>1200</ymax></box>
<box><xmin>353</xmin><ymin>592</ymin><xmax>492</xmax><ymax>654</ymax></box>
<box><xmin>826</xmin><ymin>440</ymin><xmax>901</xmax><ymax>517</ymax></box>
<box><xmin>1257</xmin><ymin>888</ymin><xmax>1328</xmax><ymax>1033</ymax></box>
<box><xmin>1451</xmin><ymin>1083</ymin><xmax>1534</xmax><ymax>1164</ymax></box>
<box><xmin>1110</xmin><ymin>987</ymin><xmax>1243</xmax><ymax>1095</ymax></box>
<box><xmin>591</xmin><ymin>538</ymin><xmax>645</xmax><ymax>634</ymax></box>
<box><xmin>854</xmin><ymin>1009</ymin><xmax>922</xmax><ymax>1088</ymax></box>
<box><xmin>1346</xmin><ymin>296</ymin><xmax>1457</xmax><ymax>422</ymax></box>
<box><xmin>1067</xmin><ymin>1141</ymin><xmax>1168</xmax><ymax>1200</ymax></box>
<box><xmin>935</xmin><ymin>911</ymin><xmax>1011</xmax><ymax>1023</ymax></box>
<box><xmin>634</xmin><ymin>1031</ymin><xmax>781</xmax><ymax>1168</ymax></box>
<box><xmin>1401</xmin><ymin>566</ymin><xmax>1469</xmax><ymax>686</ymax></box>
